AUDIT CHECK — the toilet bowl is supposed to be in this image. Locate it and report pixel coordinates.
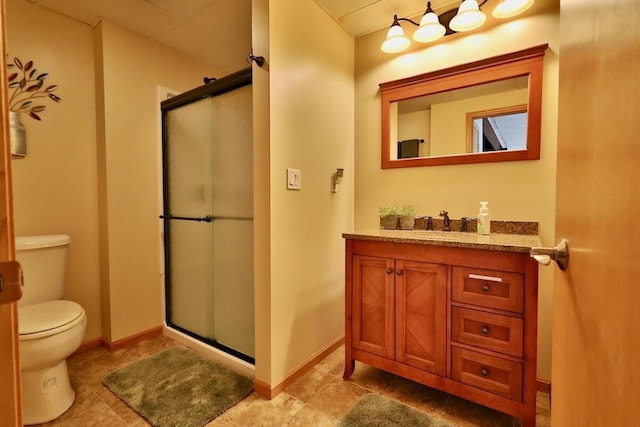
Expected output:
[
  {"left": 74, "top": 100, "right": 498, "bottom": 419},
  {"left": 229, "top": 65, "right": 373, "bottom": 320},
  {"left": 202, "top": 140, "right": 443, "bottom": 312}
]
[{"left": 16, "top": 234, "right": 87, "bottom": 425}]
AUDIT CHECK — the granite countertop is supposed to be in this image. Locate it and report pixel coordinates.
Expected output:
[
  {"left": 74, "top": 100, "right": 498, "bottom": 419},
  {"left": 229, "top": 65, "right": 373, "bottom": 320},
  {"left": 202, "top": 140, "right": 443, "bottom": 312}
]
[{"left": 342, "top": 229, "right": 541, "bottom": 253}]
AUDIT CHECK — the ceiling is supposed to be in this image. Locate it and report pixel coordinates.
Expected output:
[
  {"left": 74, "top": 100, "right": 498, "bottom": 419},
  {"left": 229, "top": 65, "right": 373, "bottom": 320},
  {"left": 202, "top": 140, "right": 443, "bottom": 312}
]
[
  {"left": 20, "top": 0, "right": 555, "bottom": 73},
  {"left": 22, "top": 0, "right": 253, "bottom": 73}
]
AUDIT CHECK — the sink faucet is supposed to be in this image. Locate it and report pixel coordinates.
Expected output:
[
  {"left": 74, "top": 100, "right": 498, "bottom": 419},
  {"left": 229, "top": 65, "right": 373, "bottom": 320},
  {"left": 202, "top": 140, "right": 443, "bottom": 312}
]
[
  {"left": 439, "top": 210, "right": 451, "bottom": 231},
  {"left": 460, "top": 217, "right": 477, "bottom": 232}
]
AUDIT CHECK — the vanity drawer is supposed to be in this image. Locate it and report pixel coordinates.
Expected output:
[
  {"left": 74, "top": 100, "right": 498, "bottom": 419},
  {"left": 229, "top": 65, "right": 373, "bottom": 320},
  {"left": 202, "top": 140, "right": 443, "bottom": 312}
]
[
  {"left": 452, "top": 267, "right": 524, "bottom": 313},
  {"left": 451, "top": 307, "right": 523, "bottom": 357},
  {"left": 451, "top": 347, "right": 523, "bottom": 401}
]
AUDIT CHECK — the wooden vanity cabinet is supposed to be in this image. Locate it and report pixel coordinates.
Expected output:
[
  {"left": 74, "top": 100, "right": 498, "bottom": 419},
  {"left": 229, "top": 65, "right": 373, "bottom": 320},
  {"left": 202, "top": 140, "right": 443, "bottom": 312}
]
[
  {"left": 352, "top": 255, "right": 447, "bottom": 376},
  {"left": 344, "top": 238, "right": 539, "bottom": 427}
]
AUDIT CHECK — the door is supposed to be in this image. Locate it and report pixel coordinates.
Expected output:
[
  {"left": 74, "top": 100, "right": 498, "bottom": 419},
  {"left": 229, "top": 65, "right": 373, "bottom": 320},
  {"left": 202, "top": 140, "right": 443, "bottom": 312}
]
[
  {"left": 0, "top": 0, "right": 21, "bottom": 422},
  {"left": 395, "top": 260, "right": 447, "bottom": 375},
  {"left": 352, "top": 255, "right": 394, "bottom": 359},
  {"left": 161, "top": 69, "right": 255, "bottom": 363},
  {"left": 552, "top": 0, "right": 640, "bottom": 424}
]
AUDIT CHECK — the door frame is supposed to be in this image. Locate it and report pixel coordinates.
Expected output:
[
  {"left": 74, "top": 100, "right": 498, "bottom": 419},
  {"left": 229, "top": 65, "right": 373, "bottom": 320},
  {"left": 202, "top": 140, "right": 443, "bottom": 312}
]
[{"left": 0, "top": 0, "right": 22, "bottom": 424}]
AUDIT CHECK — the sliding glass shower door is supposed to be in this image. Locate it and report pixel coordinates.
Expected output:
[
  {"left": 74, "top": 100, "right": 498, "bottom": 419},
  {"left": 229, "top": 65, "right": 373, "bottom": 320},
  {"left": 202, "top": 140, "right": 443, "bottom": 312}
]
[{"left": 161, "top": 69, "right": 254, "bottom": 363}]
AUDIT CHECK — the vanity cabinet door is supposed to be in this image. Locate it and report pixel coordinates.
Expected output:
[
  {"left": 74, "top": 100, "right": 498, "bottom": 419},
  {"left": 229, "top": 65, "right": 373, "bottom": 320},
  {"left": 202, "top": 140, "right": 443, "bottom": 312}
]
[
  {"left": 352, "top": 255, "right": 395, "bottom": 359},
  {"left": 395, "top": 260, "right": 447, "bottom": 376}
]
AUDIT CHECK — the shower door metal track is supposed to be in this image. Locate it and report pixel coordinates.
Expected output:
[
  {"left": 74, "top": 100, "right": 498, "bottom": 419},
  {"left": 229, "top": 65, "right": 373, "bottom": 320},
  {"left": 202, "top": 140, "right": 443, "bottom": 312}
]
[{"left": 161, "top": 67, "right": 254, "bottom": 365}]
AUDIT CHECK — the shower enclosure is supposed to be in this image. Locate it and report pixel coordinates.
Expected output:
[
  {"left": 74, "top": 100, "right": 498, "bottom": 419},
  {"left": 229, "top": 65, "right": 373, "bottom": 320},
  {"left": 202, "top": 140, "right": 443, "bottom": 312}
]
[{"left": 160, "top": 68, "right": 254, "bottom": 364}]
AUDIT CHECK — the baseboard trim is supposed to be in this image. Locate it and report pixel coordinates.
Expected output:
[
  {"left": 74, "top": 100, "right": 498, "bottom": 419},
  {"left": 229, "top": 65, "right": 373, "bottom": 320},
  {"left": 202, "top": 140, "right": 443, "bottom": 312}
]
[
  {"left": 537, "top": 378, "right": 551, "bottom": 394},
  {"left": 102, "top": 326, "right": 164, "bottom": 352},
  {"left": 73, "top": 337, "right": 103, "bottom": 355},
  {"left": 253, "top": 335, "right": 344, "bottom": 399}
]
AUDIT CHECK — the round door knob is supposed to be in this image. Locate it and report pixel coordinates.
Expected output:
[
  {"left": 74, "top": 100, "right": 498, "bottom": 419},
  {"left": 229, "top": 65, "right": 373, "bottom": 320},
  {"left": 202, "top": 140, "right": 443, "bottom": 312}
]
[
  {"left": 481, "top": 326, "right": 490, "bottom": 335},
  {"left": 396, "top": 270, "right": 404, "bottom": 276},
  {"left": 386, "top": 268, "right": 393, "bottom": 275},
  {"left": 481, "top": 368, "right": 489, "bottom": 377},
  {"left": 481, "top": 284, "right": 490, "bottom": 292}
]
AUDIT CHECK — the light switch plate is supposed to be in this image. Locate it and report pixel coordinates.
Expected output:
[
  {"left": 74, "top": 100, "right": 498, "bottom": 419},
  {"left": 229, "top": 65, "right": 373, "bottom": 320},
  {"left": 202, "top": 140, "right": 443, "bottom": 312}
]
[{"left": 287, "top": 168, "right": 301, "bottom": 190}]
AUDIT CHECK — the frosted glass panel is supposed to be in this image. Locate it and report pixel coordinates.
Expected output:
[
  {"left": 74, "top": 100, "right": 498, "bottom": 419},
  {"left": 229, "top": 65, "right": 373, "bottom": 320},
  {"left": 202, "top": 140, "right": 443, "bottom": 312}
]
[
  {"left": 166, "top": 98, "right": 213, "bottom": 219},
  {"left": 213, "top": 219, "right": 254, "bottom": 356},
  {"left": 166, "top": 98, "right": 214, "bottom": 339},
  {"left": 211, "top": 85, "right": 253, "bottom": 218},
  {"left": 163, "top": 78, "right": 254, "bottom": 360},
  {"left": 168, "top": 220, "right": 214, "bottom": 338}
]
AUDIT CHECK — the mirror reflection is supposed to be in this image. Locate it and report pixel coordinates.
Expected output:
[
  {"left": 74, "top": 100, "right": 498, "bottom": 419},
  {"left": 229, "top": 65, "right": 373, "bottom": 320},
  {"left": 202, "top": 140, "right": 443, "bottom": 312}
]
[
  {"left": 391, "top": 76, "right": 529, "bottom": 160},
  {"left": 380, "top": 44, "right": 547, "bottom": 168}
]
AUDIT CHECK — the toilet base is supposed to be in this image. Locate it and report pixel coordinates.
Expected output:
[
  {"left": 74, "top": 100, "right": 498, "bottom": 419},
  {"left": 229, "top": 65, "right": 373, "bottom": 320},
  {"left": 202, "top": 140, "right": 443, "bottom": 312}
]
[{"left": 22, "top": 359, "right": 75, "bottom": 425}]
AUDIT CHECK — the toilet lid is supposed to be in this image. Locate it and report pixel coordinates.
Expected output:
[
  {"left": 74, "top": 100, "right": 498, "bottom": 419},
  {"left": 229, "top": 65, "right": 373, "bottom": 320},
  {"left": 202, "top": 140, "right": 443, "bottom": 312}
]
[{"left": 19, "top": 300, "right": 84, "bottom": 337}]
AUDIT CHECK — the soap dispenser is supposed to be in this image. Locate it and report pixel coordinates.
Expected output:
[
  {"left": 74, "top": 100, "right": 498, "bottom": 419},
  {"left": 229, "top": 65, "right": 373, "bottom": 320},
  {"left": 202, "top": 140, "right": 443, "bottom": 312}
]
[{"left": 477, "top": 201, "right": 490, "bottom": 235}]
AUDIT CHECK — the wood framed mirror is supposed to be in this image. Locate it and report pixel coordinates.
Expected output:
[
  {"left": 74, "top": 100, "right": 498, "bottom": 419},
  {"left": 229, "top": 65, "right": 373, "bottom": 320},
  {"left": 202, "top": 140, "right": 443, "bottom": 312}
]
[{"left": 380, "top": 44, "right": 548, "bottom": 169}]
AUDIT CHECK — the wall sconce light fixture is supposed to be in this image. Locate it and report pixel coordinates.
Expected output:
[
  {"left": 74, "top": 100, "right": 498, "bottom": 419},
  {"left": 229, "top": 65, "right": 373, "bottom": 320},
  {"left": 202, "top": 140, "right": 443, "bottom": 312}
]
[
  {"left": 331, "top": 168, "right": 344, "bottom": 193},
  {"left": 381, "top": 0, "right": 534, "bottom": 53}
]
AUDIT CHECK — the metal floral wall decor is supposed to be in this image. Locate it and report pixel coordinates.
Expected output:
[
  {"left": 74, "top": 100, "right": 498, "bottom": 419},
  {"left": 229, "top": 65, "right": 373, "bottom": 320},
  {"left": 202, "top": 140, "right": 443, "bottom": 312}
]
[{"left": 7, "top": 56, "right": 62, "bottom": 156}]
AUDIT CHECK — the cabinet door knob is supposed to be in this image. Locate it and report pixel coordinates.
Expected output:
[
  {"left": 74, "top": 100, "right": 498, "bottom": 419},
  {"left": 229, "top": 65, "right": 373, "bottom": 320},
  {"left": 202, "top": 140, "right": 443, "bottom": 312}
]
[
  {"left": 386, "top": 268, "right": 393, "bottom": 275},
  {"left": 481, "top": 284, "right": 490, "bottom": 292},
  {"left": 481, "top": 368, "right": 490, "bottom": 377},
  {"left": 396, "top": 270, "right": 404, "bottom": 276},
  {"left": 481, "top": 326, "right": 490, "bottom": 335}
]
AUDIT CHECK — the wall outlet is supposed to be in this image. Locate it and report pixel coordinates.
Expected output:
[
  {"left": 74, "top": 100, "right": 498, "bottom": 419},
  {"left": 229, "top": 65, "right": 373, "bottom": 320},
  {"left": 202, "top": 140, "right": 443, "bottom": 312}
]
[{"left": 287, "top": 168, "right": 301, "bottom": 190}]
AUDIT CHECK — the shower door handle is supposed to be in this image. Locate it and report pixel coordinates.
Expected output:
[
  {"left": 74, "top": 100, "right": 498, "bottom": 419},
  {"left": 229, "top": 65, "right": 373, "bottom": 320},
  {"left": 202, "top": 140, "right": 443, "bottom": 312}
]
[{"left": 159, "top": 214, "right": 213, "bottom": 222}]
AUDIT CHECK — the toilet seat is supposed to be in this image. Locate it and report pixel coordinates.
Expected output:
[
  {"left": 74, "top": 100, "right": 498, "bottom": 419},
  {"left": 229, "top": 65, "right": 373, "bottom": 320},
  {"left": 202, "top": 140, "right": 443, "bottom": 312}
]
[{"left": 19, "top": 300, "right": 85, "bottom": 341}]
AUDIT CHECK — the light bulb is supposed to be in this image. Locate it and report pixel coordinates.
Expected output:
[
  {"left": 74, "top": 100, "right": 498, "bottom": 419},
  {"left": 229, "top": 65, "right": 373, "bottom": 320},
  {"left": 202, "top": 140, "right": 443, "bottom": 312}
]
[
  {"left": 381, "top": 24, "right": 411, "bottom": 53},
  {"left": 449, "top": 0, "right": 486, "bottom": 32},
  {"left": 492, "top": 0, "right": 534, "bottom": 18},
  {"left": 413, "top": 10, "right": 446, "bottom": 43}
]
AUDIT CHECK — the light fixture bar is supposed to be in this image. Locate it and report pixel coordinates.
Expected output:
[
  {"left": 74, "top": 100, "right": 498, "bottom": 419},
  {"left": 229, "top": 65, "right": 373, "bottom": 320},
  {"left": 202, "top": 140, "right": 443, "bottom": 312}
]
[{"left": 380, "top": 0, "right": 534, "bottom": 53}]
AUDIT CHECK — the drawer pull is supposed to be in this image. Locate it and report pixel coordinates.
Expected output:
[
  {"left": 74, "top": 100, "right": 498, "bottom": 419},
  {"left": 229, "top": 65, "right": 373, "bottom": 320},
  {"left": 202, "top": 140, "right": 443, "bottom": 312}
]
[
  {"left": 481, "top": 326, "right": 490, "bottom": 335},
  {"left": 481, "top": 284, "right": 491, "bottom": 292},
  {"left": 396, "top": 269, "right": 404, "bottom": 276},
  {"left": 470, "top": 273, "right": 502, "bottom": 282},
  {"left": 481, "top": 368, "right": 490, "bottom": 377},
  {"left": 386, "top": 268, "right": 393, "bottom": 275}
]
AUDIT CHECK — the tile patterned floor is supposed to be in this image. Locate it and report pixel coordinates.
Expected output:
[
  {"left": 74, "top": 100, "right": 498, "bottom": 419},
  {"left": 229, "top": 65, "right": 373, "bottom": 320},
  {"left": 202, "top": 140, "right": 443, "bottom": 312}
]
[{"left": 32, "top": 335, "right": 551, "bottom": 426}]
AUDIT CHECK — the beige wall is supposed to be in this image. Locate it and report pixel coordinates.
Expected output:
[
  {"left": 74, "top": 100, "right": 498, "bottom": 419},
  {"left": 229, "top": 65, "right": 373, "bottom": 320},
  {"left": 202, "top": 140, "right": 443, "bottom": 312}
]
[
  {"left": 94, "top": 21, "right": 217, "bottom": 342},
  {"left": 354, "top": 13, "right": 559, "bottom": 380},
  {"left": 7, "top": 0, "right": 219, "bottom": 343},
  {"left": 254, "top": 0, "right": 354, "bottom": 385},
  {"left": 251, "top": 0, "right": 272, "bottom": 383}
]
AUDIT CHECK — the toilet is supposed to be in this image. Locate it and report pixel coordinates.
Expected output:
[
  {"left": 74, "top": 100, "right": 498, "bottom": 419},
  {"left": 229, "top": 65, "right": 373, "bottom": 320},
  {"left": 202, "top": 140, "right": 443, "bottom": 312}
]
[{"left": 16, "top": 234, "right": 87, "bottom": 425}]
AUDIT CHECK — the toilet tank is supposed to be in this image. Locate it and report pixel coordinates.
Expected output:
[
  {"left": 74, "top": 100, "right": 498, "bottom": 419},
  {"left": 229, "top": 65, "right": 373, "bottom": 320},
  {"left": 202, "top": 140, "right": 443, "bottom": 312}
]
[{"left": 15, "top": 234, "right": 71, "bottom": 307}]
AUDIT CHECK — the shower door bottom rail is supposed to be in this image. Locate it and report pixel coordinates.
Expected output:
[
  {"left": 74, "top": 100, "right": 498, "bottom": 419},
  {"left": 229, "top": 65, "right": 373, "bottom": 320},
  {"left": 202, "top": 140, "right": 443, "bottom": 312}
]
[{"left": 168, "top": 323, "right": 255, "bottom": 364}]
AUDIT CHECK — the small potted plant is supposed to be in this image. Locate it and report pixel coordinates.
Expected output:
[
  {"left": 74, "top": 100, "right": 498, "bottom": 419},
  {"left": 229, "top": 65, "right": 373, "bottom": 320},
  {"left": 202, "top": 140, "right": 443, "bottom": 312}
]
[
  {"left": 379, "top": 204, "right": 400, "bottom": 230},
  {"left": 398, "top": 204, "right": 417, "bottom": 230}
]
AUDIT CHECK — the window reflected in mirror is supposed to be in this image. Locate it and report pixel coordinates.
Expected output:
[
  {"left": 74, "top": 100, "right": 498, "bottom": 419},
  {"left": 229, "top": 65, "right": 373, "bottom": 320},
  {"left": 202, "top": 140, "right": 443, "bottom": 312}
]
[{"left": 467, "top": 104, "right": 528, "bottom": 153}]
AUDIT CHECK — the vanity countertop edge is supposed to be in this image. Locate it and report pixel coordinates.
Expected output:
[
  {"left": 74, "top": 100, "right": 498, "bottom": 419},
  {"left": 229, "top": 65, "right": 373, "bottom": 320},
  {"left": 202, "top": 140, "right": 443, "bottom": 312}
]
[{"left": 342, "top": 229, "right": 541, "bottom": 254}]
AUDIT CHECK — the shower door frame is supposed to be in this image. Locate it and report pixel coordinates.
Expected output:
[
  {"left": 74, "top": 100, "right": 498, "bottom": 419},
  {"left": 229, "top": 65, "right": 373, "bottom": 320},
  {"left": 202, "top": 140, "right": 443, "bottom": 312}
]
[{"left": 160, "top": 67, "right": 254, "bottom": 364}]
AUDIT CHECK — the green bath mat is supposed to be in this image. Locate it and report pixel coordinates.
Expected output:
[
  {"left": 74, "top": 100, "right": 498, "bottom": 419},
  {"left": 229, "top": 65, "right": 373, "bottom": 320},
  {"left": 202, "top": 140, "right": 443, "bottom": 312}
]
[
  {"left": 337, "top": 393, "right": 451, "bottom": 426},
  {"left": 103, "top": 347, "right": 252, "bottom": 427}
]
